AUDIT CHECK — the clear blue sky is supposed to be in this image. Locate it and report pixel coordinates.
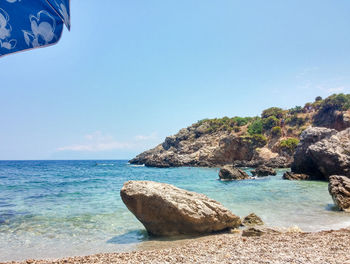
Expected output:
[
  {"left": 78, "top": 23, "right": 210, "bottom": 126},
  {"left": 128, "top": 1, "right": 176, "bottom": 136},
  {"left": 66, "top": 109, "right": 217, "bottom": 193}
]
[{"left": 1, "top": 0, "right": 350, "bottom": 160}]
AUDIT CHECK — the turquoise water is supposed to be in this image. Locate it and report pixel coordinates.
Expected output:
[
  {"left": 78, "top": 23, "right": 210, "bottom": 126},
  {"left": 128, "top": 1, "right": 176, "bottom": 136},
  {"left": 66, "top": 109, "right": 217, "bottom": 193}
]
[{"left": 0, "top": 160, "right": 349, "bottom": 261}]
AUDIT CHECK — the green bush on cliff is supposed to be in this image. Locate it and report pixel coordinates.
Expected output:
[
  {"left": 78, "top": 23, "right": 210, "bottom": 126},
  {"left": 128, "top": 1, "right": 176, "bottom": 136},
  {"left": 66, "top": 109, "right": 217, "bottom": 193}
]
[
  {"left": 247, "top": 118, "right": 263, "bottom": 135},
  {"left": 285, "top": 115, "right": 306, "bottom": 127},
  {"left": 279, "top": 138, "right": 299, "bottom": 153},
  {"left": 319, "top": 93, "right": 350, "bottom": 112},
  {"left": 261, "top": 107, "right": 285, "bottom": 119},
  {"left": 232, "top": 116, "right": 252, "bottom": 126},
  {"left": 262, "top": 116, "right": 280, "bottom": 130},
  {"left": 289, "top": 106, "right": 303, "bottom": 115},
  {"left": 196, "top": 116, "right": 253, "bottom": 134},
  {"left": 242, "top": 134, "right": 267, "bottom": 147},
  {"left": 271, "top": 126, "right": 282, "bottom": 137},
  {"left": 252, "top": 134, "right": 268, "bottom": 146},
  {"left": 315, "top": 96, "right": 322, "bottom": 102}
]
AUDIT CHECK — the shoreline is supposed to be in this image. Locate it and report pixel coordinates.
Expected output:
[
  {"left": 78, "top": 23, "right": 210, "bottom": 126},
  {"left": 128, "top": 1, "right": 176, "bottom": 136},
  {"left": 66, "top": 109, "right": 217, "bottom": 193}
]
[{"left": 2, "top": 228, "right": 350, "bottom": 264}]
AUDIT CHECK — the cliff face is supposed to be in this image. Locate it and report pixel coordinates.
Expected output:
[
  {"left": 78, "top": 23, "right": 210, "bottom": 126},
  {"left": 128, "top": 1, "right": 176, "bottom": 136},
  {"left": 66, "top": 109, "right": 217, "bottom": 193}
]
[
  {"left": 130, "top": 94, "right": 350, "bottom": 168},
  {"left": 313, "top": 109, "right": 350, "bottom": 131},
  {"left": 130, "top": 124, "right": 290, "bottom": 168}
]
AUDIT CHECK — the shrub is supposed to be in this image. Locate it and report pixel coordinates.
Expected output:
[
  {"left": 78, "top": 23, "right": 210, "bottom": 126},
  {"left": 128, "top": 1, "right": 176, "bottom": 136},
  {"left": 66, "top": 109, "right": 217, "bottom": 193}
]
[
  {"left": 279, "top": 138, "right": 299, "bottom": 153},
  {"left": 252, "top": 134, "right": 268, "bottom": 146},
  {"left": 263, "top": 116, "right": 280, "bottom": 130},
  {"left": 247, "top": 118, "right": 263, "bottom": 135},
  {"left": 232, "top": 116, "right": 252, "bottom": 126},
  {"left": 194, "top": 116, "right": 253, "bottom": 134},
  {"left": 289, "top": 106, "right": 303, "bottom": 115},
  {"left": 303, "top": 102, "right": 313, "bottom": 112},
  {"left": 261, "top": 107, "right": 284, "bottom": 119},
  {"left": 271, "top": 126, "right": 282, "bottom": 137},
  {"left": 285, "top": 115, "right": 306, "bottom": 127},
  {"left": 312, "top": 100, "right": 322, "bottom": 110},
  {"left": 242, "top": 134, "right": 267, "bottom": 147},
  {"left": 315, "top": 96, "right": 322, "bottom": 101},
  {"left": 319, "top": 93, "right": 350, "bottom": 112}
]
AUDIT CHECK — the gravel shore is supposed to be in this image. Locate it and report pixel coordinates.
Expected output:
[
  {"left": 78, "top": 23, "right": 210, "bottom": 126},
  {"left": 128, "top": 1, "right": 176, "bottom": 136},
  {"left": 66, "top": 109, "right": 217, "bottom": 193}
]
[{"left": 2, "top": 228, "right": 350, "bottom": 264}]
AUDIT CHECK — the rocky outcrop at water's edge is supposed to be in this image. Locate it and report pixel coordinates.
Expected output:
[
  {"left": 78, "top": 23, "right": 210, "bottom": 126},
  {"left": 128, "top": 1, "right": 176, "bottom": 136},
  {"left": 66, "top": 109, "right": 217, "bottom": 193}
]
[
  {"left": 291, "top": 127, "right": 350, "bottom": 181},
  {"left": 218, "top": 165, "right": 250, "bottom": 181},
  {"left": 329, "top": 175, "right": 350, "bottom": 212}
]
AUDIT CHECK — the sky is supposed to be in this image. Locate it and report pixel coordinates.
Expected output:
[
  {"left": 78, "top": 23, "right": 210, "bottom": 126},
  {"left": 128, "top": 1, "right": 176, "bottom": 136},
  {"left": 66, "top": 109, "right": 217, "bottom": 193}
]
[{"left": 1, "top": 0, "right": 350, "bottom": 160}]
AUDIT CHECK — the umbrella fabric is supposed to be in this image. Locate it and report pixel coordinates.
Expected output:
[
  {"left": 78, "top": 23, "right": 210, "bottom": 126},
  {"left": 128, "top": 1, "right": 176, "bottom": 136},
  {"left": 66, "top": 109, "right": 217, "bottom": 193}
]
[{"left": 0, "top": 0, "right": 70, "bottom": 57}]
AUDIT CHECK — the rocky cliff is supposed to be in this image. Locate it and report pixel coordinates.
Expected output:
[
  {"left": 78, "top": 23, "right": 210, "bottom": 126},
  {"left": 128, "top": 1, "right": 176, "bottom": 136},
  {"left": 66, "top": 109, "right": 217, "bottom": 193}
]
[
  {"left": 129, "top": 127, "right": 287, "bottom": 168},
  {"left": 130, "top": 94, "right": 350, "bottom": 168}
]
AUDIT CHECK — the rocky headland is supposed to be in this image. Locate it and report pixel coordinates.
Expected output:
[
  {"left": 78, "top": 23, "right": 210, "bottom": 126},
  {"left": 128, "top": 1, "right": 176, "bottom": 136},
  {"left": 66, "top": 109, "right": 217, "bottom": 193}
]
[{"left": 130, "top": 94, "right": 350, "bottom": 171}]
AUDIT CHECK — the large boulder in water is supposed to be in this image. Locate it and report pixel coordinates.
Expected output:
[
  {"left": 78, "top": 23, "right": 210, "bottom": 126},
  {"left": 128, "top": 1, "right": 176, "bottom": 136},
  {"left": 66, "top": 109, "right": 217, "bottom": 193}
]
[
  {"left": 291, "top": 127, "right": 338, "bottom": 180},
  {"left": 120, "top": 181, "right": 241, "bottom": 236},
  {"left": 329, "top": 175, "right": 350, "bottom": 212},
  {"left": 219, "top": 165, "right": 250, "bottom": 180},
  {"left": 251, "top": 165, "right": 277, "bottom": 177},
  {"left": 307, "top": 128, "right": 350, "bottom": 180}
]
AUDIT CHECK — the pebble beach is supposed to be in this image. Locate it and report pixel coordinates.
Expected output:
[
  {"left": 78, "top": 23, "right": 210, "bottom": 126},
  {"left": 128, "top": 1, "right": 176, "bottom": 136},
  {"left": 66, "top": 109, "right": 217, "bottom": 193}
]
[{"left": 3, "top": 228, "right": 350, "bottom": 264}]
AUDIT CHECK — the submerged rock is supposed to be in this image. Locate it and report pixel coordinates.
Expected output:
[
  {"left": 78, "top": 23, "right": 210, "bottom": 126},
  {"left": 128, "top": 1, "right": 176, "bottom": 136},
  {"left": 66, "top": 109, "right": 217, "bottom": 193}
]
[
  {"left": 242, "top": 213, "right": 264, "bottom": 226},
  {"left": 219, "top": 165, "right": 250, "bottom": 181},
  {"left": 282, "top": 171, "right": 310, "bottom": 181},
  {"left": 120, "top": 181, "right": 241, "bottom": 236},
  {"left": 329, "top": 175, "right": 350, "bottom": 212},
  {"left": 251, "top": 166, "right": 277, "bottom": 177}
]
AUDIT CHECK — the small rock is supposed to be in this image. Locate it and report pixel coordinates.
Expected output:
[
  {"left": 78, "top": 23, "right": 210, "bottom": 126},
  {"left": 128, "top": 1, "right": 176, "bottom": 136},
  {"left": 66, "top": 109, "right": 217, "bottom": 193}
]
[
  {"left": 219, "top": 165, "right": 250, "bottom": 181},
  {"left": 329, "top": 175, "right": 350, "bottom": 212},
  {"left": 286, "top": 225, "right": 303, "bottom": 233},
  {"left": 251, "top": 165, "right": 277, "bottom": 177},
  {"left": 282, "top": 171, "right": 310, "bottom": 180},
  {"left": 242, "top": 213, "right": 264, "bottom": 226},
  {"left": 242, "top": 227, "right": 264, "bottom": 237},
  {"left": 230, "top": 228, "right": 241, "bottom": 234}
]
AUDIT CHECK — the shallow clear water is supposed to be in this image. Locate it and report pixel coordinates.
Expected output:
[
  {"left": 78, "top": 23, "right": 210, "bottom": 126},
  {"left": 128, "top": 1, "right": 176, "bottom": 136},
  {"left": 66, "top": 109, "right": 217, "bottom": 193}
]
[{"left": 0, "top": 160, "right": 349, "bottom": 261}]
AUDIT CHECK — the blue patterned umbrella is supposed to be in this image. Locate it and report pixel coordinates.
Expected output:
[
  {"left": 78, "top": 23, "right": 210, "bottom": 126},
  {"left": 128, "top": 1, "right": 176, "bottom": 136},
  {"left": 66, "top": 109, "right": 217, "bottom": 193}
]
[{"left": 0, "top": 0, "right": 70, "bottom": 57}]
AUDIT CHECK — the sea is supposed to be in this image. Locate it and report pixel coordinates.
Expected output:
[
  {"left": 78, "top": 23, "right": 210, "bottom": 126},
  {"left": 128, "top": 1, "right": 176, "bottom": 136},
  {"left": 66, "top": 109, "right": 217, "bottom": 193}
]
[{"left": 0, "top": 160, "right": 349, "bottom": 261}]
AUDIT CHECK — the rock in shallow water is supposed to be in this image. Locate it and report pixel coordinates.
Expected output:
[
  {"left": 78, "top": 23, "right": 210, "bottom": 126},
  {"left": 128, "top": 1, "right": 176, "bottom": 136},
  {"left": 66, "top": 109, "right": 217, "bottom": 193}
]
[
  {"left": 291, "top": 127, "right": 350, "bottom": 181},
  {"left": 242, "top": 213, "right": 264, "bottom": 226},
  {"left": 329, "top": 175, "right": 350, "bottom": 212},
  {"left": 251, "top": 166, "right": 276, "bottom": 177},
  {"left": 120, "top": 181, "right": 241, "bottom": 236},
  {"left": 307, "top": 128, "right": 350, "bottom": 180},
  {"left": 219, "top": 165, "right": 250, "bottom": 181},
  {"left": 282, "top": 171, "right": 310, "bottom": 181}
]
